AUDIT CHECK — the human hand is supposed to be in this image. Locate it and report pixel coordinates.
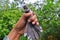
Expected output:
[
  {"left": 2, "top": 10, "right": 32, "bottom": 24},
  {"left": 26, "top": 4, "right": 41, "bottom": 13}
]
[
  {"left": 8, "top": 11, "right": 39, "bottom": 40},
  {"left": 14, "top": 11, "right": 39, "bottom": 35}
]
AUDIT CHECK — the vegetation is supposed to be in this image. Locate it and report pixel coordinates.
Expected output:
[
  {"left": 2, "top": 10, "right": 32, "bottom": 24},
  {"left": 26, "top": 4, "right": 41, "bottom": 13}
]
[{"left": 0, "top": 0, "right": 60, "bottom": 40}]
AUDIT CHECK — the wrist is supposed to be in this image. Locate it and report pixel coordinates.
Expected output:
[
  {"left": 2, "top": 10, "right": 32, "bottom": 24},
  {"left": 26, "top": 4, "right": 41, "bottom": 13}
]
[
  {"left": 8, "top": 28, "right": 21, "bottom": 40},
  {"left": 14, "top": 17, "right": 26, "bottom": 32}
]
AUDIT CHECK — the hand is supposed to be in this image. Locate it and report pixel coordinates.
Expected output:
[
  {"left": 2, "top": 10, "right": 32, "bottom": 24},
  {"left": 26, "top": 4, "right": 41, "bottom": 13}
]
[
  {"left": 8, "top": 11, "right": 39, "bottom": 40},
  {"left": 14, "top": 11, "right": 39, "bottom": 35}
]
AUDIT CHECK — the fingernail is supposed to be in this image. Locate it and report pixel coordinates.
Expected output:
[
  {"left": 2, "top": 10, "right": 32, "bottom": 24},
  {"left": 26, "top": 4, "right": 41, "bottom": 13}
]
[
  {"left": 32, "top": 22, "right": 35, "bottom": 25},
  {"left": 37, "top": 22, "right": 39, "bottom": 25},
  {"left": 28, "top": 20, "right": 30, "bottom": 22}
]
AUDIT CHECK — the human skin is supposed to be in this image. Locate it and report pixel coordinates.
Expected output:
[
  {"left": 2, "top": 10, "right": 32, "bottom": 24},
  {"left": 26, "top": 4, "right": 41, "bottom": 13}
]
[{"left": 8, "top": 11, "right": 39, "bottom": 40}]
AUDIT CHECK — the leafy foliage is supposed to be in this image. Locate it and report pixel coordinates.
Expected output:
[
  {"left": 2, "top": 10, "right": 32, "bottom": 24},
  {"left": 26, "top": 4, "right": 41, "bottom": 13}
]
[
  {"left": 0, "top": 8, "right": 23, "bottom": 40},
  {"left": 0, "top": 0, "right": 60, "bottom": 40}
]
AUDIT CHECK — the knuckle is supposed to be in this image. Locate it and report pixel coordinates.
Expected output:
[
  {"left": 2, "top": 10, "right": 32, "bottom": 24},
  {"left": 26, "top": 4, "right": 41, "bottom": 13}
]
[
  {"left": 34, "top": 15, "right": 37, "bottom": 18},
  {"left": 35, "top": 19, "right": 38, "bottom": 22}
]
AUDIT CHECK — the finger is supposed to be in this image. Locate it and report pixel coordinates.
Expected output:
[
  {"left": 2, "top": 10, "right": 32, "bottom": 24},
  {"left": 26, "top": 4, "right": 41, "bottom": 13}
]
[
  {"left": 36, "top": 22, "right": 39, "bottom": 25},
  {"left": 35, "top": 19, "right": 39, "bottom": 25},
  {"left": 23, "top": 13, "right": 32, "bottom": 17},
  {"left": 32, "top": 21, "right": 35, "bottom": 25},
  {"left": 34, "top": 18, "right": 39, "bottom": 25},
  {"left": 32, "top": 19, "right": 38, "bottom": 25},
  {"left": 24, "top": 11, "right": 33, "bottom": 17},
  {"left": 28, "top": 15, "right": 37, "bottom": 22},
  {"left": 33, "top": 19, "right": 39, "bottom": 25}
]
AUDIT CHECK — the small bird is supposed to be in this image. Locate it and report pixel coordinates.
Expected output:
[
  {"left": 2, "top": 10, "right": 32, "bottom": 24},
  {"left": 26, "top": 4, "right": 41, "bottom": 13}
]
[{"left": 23, "top": 5, "right": 42, "bottom": 40}]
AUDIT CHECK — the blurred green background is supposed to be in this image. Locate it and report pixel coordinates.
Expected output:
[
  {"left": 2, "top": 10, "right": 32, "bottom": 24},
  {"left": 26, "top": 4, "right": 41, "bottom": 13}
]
[{"left": 0, "top": 0, "right": 60, "bottom": 40}]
